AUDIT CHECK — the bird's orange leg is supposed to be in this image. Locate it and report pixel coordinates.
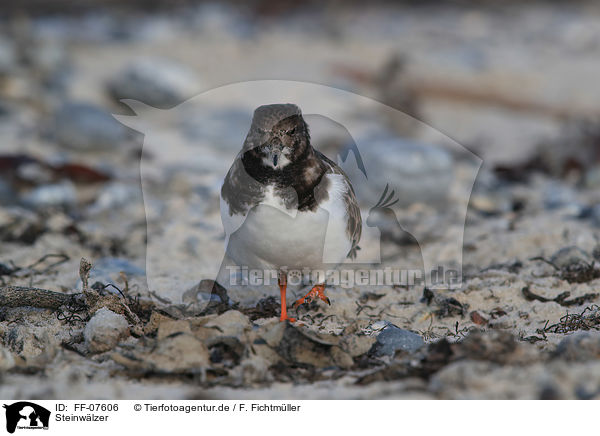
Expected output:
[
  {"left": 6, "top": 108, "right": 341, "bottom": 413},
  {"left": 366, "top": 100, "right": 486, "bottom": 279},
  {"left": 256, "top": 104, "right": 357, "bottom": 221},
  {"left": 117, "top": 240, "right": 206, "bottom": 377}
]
[
  {"left": 293, "top": 283, "right": 330, "bottom": 308},
  {"left": 278, "top": 273, "right": 296, "bottom": 322}
]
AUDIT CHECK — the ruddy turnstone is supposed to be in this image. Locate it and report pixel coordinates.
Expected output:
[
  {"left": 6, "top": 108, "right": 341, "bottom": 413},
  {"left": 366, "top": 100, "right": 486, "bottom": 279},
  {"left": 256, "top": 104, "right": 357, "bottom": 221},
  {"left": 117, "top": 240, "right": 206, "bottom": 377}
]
[{"left": 220, "top": 104, "right": 362, "bottom": 322}]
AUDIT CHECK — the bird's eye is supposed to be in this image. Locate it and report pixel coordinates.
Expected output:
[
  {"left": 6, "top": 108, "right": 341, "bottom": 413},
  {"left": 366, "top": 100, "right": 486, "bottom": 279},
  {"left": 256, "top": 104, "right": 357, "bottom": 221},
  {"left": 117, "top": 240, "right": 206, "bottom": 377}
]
[{"left": 287, "top": 128, "right": 296, "bottom": 136}]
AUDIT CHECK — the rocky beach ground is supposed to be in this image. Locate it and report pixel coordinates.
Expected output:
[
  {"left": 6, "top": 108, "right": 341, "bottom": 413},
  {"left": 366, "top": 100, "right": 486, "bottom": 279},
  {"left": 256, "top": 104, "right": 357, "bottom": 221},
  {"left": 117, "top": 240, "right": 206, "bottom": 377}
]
[{"left": 1, "top": 2, "right": 600, "bottom": 399}]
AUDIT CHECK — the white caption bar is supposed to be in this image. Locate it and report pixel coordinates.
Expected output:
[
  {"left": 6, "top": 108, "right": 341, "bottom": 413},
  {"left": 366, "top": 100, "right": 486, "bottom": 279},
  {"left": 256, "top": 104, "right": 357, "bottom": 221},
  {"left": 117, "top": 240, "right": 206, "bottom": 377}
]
[{"left": 0, "top": 400, "right": 592, "bottom": 436}]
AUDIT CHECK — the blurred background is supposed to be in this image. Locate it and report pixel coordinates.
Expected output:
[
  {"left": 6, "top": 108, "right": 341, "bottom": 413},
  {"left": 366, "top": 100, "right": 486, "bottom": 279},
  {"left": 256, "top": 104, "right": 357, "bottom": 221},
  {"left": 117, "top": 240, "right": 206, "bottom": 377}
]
[
  {"left": 1, "top": 0, "right": 599, "bottom": 281},
  {"left": 1, "top": 1, "right": 600, "bottom": 399}
]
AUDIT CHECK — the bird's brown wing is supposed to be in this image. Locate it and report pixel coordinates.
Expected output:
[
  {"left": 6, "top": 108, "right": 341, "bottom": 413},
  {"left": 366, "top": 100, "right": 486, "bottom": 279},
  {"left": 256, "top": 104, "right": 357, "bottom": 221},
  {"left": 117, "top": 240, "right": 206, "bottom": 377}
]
[
  {"left": 315, "top": 150, "right": 362, "bottom": 259},
  {"left": 221, "top": 152, "right": 266, "bottom": 217}
]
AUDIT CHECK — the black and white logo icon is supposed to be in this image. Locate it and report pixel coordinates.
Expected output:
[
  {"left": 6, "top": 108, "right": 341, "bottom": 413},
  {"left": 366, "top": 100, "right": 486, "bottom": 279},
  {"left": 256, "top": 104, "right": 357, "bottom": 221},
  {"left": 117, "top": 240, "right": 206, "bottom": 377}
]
[{"left": 3, "top": 402, "right": 50, "bottom": 434}]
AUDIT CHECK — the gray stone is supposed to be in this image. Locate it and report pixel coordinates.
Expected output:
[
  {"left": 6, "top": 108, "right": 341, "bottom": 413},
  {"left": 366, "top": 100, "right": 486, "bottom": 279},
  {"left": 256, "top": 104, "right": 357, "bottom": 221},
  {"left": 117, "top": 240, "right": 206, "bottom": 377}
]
[
  {"left": 342, "top": 135, "right": 453, "bottom": 208},
  {"left": 0, "top": 179, "right": 15, "bottom": 205},
  {"left": 275, "top": 323, "right": 348, "bottom": 368},
  {"left": 543, "top": 182, "right": 579, "bottom": 211},
  {"left": 550, "top": 246, "right": 593, "bottom": 270},
  {"left": 84, "top": 308, "right": 130, "bottom": 353},
  {"left": 583, "top": 204, "right": 600, "bottom": 228},
  {"left": 576, "top": 204, "right": 600, "bottom": 226},
  {"left": 554, "top": 331, "right": 600, "bottom": 362},
  {"left": 370, "top": 322, "right": 424, "bottom": 357},
  {"left": 108, "top": 58, "right": 201, "bottom": 107},
  {"left": 54, "top": 102, "right": 130, "bottom": 151}
]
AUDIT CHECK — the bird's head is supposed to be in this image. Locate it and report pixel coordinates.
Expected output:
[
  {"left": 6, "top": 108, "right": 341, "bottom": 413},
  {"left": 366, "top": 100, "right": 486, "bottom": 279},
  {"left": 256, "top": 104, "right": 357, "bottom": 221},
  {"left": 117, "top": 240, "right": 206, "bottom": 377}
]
[{"left": 243, "top": 103, "right": 310, "bottom": 169}]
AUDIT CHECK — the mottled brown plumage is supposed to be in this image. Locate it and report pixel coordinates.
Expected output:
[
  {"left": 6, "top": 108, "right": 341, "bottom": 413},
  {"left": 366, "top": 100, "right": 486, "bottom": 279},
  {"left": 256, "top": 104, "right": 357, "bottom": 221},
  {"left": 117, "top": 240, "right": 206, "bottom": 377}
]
[{"left": 221, "top": 103, "right": 361, "bottom": 257}]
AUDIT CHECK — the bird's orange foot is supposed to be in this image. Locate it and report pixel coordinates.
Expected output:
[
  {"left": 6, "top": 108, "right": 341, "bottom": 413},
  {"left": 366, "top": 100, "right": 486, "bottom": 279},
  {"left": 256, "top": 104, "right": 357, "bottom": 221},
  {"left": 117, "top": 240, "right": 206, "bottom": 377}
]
[
  {"left": 278, "top": 273, "right": 296, "bottom": 322},
  {"left": 293, "top": 284, "right": 330, "bottom": 308},
  {"left": 279, "top": 314, "right": 296, "bottom": 323}
]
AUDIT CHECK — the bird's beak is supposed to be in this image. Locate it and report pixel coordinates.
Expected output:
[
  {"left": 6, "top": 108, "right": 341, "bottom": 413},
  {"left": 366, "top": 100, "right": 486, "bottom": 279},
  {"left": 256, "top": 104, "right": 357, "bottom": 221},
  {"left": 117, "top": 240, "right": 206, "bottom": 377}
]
[{"left": 269, "top": 137, "right": 282, "bottom": 167}]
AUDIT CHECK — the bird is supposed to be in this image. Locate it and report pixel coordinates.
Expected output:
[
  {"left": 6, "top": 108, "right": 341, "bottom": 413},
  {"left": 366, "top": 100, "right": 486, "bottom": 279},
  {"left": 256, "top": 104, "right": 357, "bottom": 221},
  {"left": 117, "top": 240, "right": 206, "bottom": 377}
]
[{"left": 220, "top": 103, "right": 362, "bottom": 322}]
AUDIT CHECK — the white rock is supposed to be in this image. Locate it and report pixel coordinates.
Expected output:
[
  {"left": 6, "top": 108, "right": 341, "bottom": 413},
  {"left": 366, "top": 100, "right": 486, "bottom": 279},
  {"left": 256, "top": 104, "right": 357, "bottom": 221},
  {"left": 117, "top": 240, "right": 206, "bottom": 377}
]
[
  {"left": 84, "top": 308, "right": 130, "bottom": 354},
  {"left": 205, "top": 310, "right": 251, "bottom": 337},
  {"left": 0, "top": 346, "right": 17, "bottom": 371},
  {"left": 21, "top": 181, "right": 77, "bottom": 209},
  {"left": 150, "top": 334, "right": 210, "bottom": 372}
]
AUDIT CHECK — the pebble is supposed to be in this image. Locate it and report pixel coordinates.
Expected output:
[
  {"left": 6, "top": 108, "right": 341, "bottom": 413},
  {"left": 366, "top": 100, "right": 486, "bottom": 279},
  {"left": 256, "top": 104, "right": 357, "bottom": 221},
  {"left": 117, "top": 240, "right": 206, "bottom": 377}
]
[
  {"left": 84, "top": 308, "right": 130, "bottom": 353},
  {"left": 21, "top": 181, "right": 77, "bottom": 210},
  {"left": 370, "top": 322, "right": 424, "bottom": 357},
  {"left": 0, "top": 346, "right": 18, "bottom": 371},
  {"left": 205, "top": 310, "right": 251, "bottom": 337},
  {"left": 550, "top": 246, "right": 593, "bottom": 269},
  {"left": 579, "top": 204, "right": 600, "bottom": 228},
  {"left": 87, "top": 183, "right": 140, "bottom": 215},
  {"left": 342, "top": 135, "right": 453, "bottom": 208},
  {"left": 0, "top": 179, "right": 15, "bottom": 205},
  {"left": 54, "top": 102, "right": 130, "bottom": 151},
  {"left": 157, "top": 320, "right": 192, "bottom": 341},
  {"left": 274, "top": 323, "right": 352, "bottom": 368},
  {"left": 16, "top": 162, "right": 55, "bottom": 185},
  {"left": 554, "top": 331, "right": 600, "bottom": 362},
  {"left": 543, "top": 182, "right": 580, "bottom": 211},
  {"left": 107, "top": 58, "right": 201, "bottom": 107},
  {"left": 147, "top": 334, "right": 210, "bottom": 372}
]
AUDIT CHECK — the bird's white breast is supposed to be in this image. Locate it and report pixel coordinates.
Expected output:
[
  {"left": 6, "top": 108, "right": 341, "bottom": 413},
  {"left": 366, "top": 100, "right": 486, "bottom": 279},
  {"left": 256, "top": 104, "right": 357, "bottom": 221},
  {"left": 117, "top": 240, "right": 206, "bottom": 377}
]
[{"left": 223, "top": 174, "right": 352, "bottom": 272}]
